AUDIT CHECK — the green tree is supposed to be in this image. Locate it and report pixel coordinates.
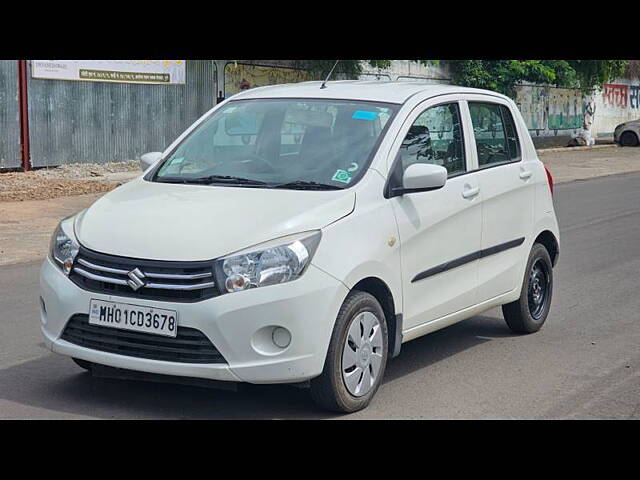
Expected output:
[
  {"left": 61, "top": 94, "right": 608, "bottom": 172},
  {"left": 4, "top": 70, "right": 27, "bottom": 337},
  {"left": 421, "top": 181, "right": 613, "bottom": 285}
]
[
  {"left": 567, "top": 60, "right": 629, "bottom": 91},
  {"left": 447, "top": 60, "right": 628, "bottom": 97},
  {"left": 625, "top": 60, "right": 640, "bottom": 80},
  {"left": 298, "top": 60, "right": 629, "bottom": 100}
]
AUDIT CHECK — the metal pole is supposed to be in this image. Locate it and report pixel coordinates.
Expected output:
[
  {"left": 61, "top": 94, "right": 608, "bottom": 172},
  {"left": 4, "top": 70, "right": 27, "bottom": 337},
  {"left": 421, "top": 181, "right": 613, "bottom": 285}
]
[{"left": 18, "top": 60, "right": 30, "bottom": 171}]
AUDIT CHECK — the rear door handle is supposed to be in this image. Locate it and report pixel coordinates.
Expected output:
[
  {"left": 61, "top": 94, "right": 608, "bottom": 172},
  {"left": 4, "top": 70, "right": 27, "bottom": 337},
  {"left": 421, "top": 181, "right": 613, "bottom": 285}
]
[
  {"left": 519, "top": 169, "right": 532, "bottom": 180},
  {"left": 462, "top": 184, "right": 480, "bottom": 199}
]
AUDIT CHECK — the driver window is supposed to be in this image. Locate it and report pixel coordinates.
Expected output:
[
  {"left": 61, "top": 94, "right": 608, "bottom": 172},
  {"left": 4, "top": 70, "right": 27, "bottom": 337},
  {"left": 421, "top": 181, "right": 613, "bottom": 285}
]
[{"left": 399, "top": 102, "right": 466, "bottom": 177}]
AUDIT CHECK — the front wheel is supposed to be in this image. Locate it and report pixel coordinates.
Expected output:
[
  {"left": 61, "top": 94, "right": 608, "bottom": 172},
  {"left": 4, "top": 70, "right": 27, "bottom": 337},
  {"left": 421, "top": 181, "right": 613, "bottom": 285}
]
[
  {"left": 310, "top": 291, "right": 388, "bottom": 413},
  {"left": 502, "top": 243, "right": 554, "bottom": 334}
]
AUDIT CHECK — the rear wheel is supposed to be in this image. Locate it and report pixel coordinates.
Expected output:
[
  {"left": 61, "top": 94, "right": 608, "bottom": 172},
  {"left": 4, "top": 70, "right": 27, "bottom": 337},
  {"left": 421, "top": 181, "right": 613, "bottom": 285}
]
[
  {"left": 72, "top": 358, "right": 93, "bottom": 371},
  {"left": 620, "top": 131, "right": 639, "bottom": 147},
  {"left": 502, "top": 243, "right": 553, "bottom": 334},
  {"left": 310, "top": 291, "right": 388, "bottom": 413}
]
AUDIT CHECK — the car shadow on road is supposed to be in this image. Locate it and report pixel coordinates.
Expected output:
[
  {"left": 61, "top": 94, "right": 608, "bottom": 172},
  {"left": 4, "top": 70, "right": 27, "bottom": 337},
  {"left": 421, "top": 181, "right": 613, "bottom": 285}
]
[
  {"left": 383, "top": 313, "right": 514, "bottom": 384},
  {"left": 0, "top": 312, "right": 516, "bottom": 419}
]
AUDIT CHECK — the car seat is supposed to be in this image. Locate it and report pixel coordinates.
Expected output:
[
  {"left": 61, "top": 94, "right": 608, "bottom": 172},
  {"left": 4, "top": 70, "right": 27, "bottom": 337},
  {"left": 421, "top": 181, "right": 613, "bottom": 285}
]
[{"left": 297, "top": 126, "right": 334, "bottom": 171}]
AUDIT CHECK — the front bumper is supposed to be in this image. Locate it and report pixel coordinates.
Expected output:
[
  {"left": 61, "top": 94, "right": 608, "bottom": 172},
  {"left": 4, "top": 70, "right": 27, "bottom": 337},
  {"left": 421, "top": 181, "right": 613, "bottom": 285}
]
[{"left": 40, "top": 256, "right": 349, "bottom": 384}]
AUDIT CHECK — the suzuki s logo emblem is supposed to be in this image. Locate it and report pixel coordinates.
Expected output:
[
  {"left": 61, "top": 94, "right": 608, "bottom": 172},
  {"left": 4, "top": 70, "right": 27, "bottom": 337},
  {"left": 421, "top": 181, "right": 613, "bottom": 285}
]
[{"left": 127, "top": 268, "right": 146, "bottom": 291}]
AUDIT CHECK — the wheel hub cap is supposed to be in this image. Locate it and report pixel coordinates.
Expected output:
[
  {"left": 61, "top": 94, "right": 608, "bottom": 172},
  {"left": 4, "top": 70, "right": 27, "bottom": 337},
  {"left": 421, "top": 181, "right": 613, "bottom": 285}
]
[
  {"left": 341, "top": 311, "right": 383, "bottom": 397},
  {"left": 359, "top": 344, "right": 372, "bottom": 366}
]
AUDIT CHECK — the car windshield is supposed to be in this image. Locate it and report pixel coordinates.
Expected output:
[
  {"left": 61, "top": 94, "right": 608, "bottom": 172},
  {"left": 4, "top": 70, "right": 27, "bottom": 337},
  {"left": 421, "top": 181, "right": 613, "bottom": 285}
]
[{"left": 152, "top": 98, "right": 398, "bottom": 189}]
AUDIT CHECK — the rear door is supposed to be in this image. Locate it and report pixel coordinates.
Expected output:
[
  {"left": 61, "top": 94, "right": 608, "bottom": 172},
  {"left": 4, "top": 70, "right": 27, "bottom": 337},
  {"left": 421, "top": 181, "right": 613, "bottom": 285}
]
[{"left": 466, "top": 98, "right": 534, "bottom": 301}]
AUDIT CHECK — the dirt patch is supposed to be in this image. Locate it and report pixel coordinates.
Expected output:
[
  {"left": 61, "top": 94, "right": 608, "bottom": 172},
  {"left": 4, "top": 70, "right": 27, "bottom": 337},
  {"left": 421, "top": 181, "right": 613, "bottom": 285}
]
[
  {"left": 0, "top": 161, "right": 139, "bottom": 202},
  {"left": 0, "top": 175, "right": 117, "bottom": 202},
  {"left": 31, "top": 161, "right": 139, "bottom": 179},
  {"left": 0, "top": 193, "right": 103, "bottom": 266}
]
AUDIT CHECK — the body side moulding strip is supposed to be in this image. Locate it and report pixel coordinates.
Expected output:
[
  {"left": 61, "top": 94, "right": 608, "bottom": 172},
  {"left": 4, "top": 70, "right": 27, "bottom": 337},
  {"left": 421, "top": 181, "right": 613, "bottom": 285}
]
[{"left": 411, "top": 237, "right": 525, "bottom": 283}]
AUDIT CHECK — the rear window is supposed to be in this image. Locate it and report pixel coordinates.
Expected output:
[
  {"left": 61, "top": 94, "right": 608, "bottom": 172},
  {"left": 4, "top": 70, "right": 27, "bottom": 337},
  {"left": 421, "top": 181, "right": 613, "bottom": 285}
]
[{"left": 469, "top": 102, "right": 521, "bottom": 168}]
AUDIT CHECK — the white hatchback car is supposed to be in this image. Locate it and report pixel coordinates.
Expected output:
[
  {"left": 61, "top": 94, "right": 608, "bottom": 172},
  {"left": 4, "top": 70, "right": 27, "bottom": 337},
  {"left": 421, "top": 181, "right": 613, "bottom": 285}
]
[{"left": 41, "top": 81, "right": 560, "bottom": 412}]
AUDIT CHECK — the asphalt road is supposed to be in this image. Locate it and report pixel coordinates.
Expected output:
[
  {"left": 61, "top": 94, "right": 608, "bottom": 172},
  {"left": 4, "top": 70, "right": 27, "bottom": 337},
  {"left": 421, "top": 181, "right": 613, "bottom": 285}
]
[{"left": 1, "top": 172, "right": 640, "bottom": 419}]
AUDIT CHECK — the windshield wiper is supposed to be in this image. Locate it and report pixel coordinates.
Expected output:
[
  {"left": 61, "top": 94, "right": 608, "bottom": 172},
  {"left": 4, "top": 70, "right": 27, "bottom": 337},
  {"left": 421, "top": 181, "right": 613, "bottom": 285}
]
[
  {"left": 199, "top": 175, "right": 270, "bottom": 185},
  {"left": 156, "top": 175, "right": 269, "bottom": 186},
  {"left": 156, "top": 176, "right": 342, "bottom": 190},
  {"left": 271, "top": 180, "right": 343, "bottom": 190}
]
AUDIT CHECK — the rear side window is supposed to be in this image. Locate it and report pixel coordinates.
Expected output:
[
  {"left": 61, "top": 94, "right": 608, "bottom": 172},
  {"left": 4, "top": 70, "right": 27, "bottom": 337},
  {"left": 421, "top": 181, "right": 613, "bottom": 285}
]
[{"left": 469, "top": 102, "right": 521, "bottom": 168}]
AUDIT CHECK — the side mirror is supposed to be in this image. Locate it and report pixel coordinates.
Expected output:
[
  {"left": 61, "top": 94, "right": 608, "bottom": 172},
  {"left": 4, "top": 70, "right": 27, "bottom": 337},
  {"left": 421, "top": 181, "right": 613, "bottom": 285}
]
[
  {"left": 140, "top": 151, "right": 163, "bottom": 171},
  {"left": 390, "top": 163, "right": 447, "bottom": 197}
]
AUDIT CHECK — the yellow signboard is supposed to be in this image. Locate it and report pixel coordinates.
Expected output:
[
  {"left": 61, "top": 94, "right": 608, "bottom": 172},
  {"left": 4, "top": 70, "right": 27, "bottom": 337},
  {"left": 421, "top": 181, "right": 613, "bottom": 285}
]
[{"left": 32, "top": 60, "right": 186, "bottom": 85}]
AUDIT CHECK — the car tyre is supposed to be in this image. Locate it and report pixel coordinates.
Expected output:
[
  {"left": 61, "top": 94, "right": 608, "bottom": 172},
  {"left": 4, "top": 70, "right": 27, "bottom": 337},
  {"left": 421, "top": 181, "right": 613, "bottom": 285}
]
[
  {"left": 72, "top": 357, "right": 93, "bottom": 371},
  {"left": 502, "top": 243, "right": 554, "bottom": 334},
  {"left": 310, "top": 291, "right": 388, "bottom": 413},
  {"left": 620, "top": 131, "right": 639, "bottom": 147}
]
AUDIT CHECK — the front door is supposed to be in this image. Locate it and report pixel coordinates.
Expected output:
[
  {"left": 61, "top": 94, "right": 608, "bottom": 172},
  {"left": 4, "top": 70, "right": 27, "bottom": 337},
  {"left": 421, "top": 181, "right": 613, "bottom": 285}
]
[{"left": 389, "top": 99, "right": 482, "bottom": 330}]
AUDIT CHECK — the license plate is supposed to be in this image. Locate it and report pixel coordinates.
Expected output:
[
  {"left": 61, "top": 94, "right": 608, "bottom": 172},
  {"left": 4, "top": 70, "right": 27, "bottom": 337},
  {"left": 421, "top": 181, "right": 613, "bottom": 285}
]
[{"left": 88, "top": 299, "right": 178, "bottom": 338}]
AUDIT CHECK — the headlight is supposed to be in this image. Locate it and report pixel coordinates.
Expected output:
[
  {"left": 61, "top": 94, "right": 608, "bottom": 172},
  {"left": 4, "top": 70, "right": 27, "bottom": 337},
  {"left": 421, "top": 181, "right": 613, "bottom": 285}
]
[
  {"left": 214, "top": 231, "right": 321, "bottom": 293},
  {"left": 50, "top": 217, "right": 80, "bottom": 275}
]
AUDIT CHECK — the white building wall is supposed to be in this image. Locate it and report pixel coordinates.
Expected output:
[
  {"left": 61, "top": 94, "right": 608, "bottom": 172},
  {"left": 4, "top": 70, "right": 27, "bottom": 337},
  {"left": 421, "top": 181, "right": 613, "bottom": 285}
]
[
  {"left": 514, "top": 85, "right": 584, "bottom": 142},
  {"left": 506, "top": 78, "right": 640, "bottom": 143},
  {"left": 359, "top": 60, "right": 452, "bottom": 83},
  {"left": 592, "top": 78, "right": 640, "bottom": 139}
]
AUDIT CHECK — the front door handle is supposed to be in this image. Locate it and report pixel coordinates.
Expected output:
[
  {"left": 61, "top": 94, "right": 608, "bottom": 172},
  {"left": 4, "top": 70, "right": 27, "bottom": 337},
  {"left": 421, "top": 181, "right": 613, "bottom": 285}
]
[
  {"left": 462, "top": 184, "right": 480, "bottom": 199},
  {"left": 519, "top": 169, "right": 532, "bottom": 180}
]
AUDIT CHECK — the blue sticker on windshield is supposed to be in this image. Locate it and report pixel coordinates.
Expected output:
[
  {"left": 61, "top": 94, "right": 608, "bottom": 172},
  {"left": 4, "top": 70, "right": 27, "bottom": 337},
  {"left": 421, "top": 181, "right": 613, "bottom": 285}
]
[{"left": 352, "top": 110, "right": 378, "bottom": 121}]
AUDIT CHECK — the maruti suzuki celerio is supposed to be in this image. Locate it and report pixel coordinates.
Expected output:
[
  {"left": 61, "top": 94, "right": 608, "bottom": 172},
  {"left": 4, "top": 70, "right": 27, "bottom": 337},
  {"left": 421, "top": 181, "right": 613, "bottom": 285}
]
[{"left": 41, "top": 81, "right": 559, "bottom": 412}]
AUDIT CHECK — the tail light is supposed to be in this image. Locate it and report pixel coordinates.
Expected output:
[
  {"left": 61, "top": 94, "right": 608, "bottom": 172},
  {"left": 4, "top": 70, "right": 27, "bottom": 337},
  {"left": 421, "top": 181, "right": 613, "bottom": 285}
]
[{"left": 544, "top": 166, "right": 554, "bottom": 195}]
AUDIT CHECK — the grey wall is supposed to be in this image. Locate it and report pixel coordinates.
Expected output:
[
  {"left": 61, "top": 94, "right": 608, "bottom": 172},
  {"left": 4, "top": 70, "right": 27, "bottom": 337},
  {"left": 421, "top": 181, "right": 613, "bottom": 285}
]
[
  {"left": 0, "top": 61, "right": 21, "bottom": 169},
  {"left": 26, "top": 60, "right": 217, "bottom": 167}
]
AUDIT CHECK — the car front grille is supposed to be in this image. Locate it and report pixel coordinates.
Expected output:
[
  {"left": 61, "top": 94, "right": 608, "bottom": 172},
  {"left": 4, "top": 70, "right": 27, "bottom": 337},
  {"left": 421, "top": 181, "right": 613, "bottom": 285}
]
[
  {"left": 69, "top": 247, "right": 219, "bottom": 302},
  {"left": 61, "top": 314, "right": 227, "bottom": 364}
]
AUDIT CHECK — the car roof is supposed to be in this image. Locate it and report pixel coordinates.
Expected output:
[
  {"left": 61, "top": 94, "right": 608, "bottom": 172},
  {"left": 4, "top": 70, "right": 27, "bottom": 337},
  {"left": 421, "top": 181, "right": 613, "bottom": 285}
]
[{"left": 230, "top": 80, "right": 510, "bottom": 105}]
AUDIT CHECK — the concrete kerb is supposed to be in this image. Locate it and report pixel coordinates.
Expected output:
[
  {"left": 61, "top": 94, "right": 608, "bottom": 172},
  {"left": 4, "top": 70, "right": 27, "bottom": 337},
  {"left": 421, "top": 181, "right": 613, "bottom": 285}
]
[{"left": 537, "top": 144, "right": 620, "bottom": 155}]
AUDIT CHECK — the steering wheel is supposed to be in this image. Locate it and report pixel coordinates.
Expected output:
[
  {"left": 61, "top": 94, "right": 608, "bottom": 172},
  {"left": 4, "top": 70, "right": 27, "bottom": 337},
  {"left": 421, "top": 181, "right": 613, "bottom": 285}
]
[{"left": 232, "top": 153, "right": 279, "bottom": 173}]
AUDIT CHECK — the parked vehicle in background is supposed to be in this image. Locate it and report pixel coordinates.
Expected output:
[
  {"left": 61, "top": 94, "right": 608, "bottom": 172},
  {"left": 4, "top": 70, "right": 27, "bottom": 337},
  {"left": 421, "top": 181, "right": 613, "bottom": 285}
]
[
  {"left": 614, "top": 119, "right": 640, "bottom": 146},
  {"left": 40, "top": 81, "right": 560, "bottom": 413}
]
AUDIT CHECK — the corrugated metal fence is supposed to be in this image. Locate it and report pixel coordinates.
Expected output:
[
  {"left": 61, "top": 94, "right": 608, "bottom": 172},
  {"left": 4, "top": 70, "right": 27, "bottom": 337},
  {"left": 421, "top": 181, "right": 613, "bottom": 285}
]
[
  {"left": 26, "top": 60, "right": 217, "bottom": 167},
  {"left": 0, "top": 61, "right": 21, "bottom": 169}
]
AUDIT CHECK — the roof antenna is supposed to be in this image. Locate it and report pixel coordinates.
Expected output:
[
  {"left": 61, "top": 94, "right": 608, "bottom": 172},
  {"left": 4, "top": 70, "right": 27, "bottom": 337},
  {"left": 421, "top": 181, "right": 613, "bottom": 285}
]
[{"left": 320, "top": 60, "right": 340, "bottom": 89}]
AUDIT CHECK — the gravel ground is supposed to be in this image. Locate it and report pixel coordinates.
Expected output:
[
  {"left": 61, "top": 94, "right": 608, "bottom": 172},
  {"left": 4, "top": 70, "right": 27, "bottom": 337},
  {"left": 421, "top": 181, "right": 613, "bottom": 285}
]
[
  {"left": 31, "top": 161, "right": 139, "bottom": 179},
  {"left": 0, "top": 161, "right": 140, "bottom": 202}
]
